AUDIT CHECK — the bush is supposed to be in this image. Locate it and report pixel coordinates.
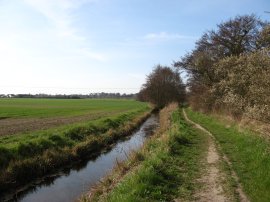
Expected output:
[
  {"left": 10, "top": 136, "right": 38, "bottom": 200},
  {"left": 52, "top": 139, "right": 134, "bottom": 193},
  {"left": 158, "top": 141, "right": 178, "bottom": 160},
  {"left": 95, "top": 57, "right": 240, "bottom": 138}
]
[{"left": 212, "top": 50, "right": 270, "bottom": 122}]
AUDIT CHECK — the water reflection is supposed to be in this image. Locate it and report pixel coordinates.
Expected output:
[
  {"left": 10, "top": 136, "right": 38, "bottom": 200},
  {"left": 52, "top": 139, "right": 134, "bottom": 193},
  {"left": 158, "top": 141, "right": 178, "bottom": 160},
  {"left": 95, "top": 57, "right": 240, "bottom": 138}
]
[{"left": 2, "top": 114, "right": 159, "bottom": 202}]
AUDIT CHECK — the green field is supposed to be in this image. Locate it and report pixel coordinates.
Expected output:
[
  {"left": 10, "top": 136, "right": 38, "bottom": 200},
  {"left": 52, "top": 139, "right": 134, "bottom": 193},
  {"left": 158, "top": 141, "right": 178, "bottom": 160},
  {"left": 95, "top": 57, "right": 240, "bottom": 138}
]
[
  {"left": 0, "top": 98, "right": 147, "bottom": 119},
  {"left": 0, "top": 98, "right": 151, "bottom": 193},
  {"left": 0, "top": 98, "right": 149, "bottom": 137}
]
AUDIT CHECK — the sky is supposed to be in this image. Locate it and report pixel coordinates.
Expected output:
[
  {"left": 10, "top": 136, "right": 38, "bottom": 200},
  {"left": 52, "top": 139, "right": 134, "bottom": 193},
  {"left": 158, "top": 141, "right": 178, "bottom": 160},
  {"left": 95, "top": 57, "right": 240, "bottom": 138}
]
[{"left": 0, "top": 0, "right": 269, "bottom": 95}]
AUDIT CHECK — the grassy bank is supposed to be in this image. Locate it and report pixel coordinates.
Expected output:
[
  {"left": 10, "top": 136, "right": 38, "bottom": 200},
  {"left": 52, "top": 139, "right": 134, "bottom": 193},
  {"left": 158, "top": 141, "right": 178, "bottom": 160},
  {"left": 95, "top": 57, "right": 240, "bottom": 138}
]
[
  {"left": 85, "top": 105, "right": 209, "bottom": 202},
  {"left": 186, "top": 108, "right": 270, "bottom": 202},
  {"left": 0, "top": 102, "right": 151, "bottom": 195}
]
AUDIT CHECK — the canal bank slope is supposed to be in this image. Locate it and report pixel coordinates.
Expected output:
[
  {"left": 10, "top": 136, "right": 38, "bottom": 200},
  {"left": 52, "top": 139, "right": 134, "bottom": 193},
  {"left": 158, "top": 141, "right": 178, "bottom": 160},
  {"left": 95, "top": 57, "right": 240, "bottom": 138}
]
[
  {"left": 82, "top": 104, "right": 213, "bottom": 201},
  {"left": 84, "top": 105, "right": 250, "bottom": 202},
  {"left": 0, "top": 107, "right": 152, "bottom": 201}
]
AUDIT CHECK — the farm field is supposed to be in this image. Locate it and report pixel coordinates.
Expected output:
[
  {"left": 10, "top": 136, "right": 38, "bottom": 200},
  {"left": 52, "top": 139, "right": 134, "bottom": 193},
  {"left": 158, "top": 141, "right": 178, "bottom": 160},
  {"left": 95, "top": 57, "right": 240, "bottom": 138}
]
[
  {"left": 0, "top": 98, "right": 148, "bottom": 136},
  {"left": 0, "top": 98, "right": 146, "bottom": 119},
  {"left": 0, "top": 98, "right": 151, "bottom": 195}
]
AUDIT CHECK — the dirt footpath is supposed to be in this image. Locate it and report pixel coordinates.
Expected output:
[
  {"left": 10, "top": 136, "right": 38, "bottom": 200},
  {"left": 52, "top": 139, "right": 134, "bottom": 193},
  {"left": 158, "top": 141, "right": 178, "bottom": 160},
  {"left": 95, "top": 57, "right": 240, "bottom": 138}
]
[{"left": 183, "top": 109, "right": 249, "bottom": 202}]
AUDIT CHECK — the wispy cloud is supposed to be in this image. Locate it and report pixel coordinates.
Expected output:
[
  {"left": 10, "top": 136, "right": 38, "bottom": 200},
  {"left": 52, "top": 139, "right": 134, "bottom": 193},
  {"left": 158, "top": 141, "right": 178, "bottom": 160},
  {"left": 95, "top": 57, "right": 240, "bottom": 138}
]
[
  {"left": 21, "top": 0, "right": 107, "bottom": 61},
  {"left": 23, "top": 0, "right": 93, "bottom": 40},
  {"left": 116, "top": 32, "right": 197, "bottom": 48},
  {"left": 144, "top": 32, "right": 196, "bottom": 41}
]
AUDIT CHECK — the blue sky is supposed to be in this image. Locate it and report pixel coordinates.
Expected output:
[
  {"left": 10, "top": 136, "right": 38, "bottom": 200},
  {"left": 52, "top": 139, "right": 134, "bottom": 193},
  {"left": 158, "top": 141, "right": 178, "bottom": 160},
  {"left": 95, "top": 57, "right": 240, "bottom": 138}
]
[{"left": 0, "top": 0, "right": 269, "bottom": 94}]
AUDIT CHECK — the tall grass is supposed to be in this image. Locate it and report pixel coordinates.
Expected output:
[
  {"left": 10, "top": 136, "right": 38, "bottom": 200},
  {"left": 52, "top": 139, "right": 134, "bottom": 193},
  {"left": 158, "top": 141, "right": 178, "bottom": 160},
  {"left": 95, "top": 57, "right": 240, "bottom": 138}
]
[{"left": 186, "top": 108, "right": 270, "bottom": 202}]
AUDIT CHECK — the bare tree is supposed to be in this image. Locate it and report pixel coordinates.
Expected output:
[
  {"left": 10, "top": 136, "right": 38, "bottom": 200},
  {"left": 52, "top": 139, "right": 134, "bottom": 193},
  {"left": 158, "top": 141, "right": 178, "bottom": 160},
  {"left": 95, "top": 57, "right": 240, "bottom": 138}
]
[
  {"left": 174, "top": 14, "right": 270, "bottom": 121},
  {"left": 138, "top": 65, "right": 185, "bottom": 108},
  {"left": 197, "top": 14, "right": 266, "bottom": 57}
]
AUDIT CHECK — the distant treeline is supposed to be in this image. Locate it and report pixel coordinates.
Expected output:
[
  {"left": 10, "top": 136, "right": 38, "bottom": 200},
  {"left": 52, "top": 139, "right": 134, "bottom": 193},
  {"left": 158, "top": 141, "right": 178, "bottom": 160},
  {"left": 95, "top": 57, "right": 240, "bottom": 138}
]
[
  {"left": 0, "top": 93, "right": 137, "bottom": 99},
  {"left": 174, "top": 14, "right": 270, "bottom": 122}
]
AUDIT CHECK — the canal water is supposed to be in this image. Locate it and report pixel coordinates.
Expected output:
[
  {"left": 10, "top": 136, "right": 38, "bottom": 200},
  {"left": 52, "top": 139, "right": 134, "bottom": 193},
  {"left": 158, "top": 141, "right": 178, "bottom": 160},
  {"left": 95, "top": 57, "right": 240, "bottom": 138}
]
[{"left": 6, "top": 114, "right": 159, "bottom": 202}]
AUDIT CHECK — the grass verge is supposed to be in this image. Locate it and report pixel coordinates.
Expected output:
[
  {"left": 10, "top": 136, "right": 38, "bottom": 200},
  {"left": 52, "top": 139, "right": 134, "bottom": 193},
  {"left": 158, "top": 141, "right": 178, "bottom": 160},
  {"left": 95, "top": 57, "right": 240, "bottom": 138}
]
[
  {"left": 186, "top": 108, "right": 270, "bottom": 202},
  {"left": 84, "top": 105, "right": 208, "bottom": 202}
]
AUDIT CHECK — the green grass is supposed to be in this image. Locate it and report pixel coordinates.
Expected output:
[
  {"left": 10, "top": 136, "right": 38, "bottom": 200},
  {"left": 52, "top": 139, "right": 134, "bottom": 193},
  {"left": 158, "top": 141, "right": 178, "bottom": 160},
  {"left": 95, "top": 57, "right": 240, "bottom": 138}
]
[
  {"left": 0, "top": 99, "right": 149, "bottom": 161},
  {"left": 90, "top": 108, "right": 208, "bottom": 202},
  {"left": 0, "top": 98, "right": 146, "bottom": 119},
  {"left": 0, "top": 99, "right": 151, "bottom": 193},
  {"left": 0, "top": 108, "right": 147, "bottom": 148},
  {"left": 186, "top": 108, "right": 270, "bottom": 202}
]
